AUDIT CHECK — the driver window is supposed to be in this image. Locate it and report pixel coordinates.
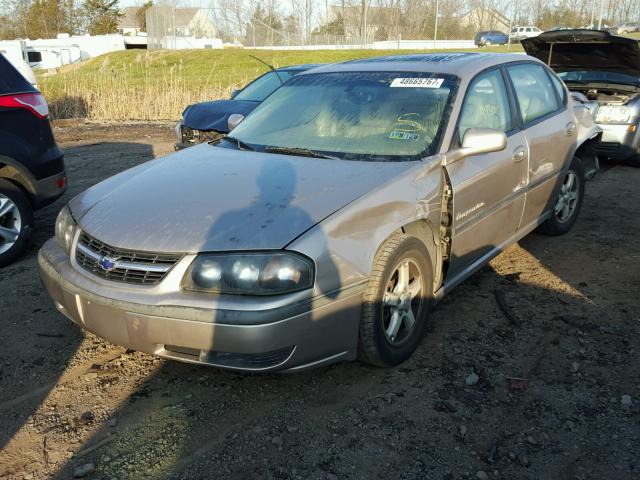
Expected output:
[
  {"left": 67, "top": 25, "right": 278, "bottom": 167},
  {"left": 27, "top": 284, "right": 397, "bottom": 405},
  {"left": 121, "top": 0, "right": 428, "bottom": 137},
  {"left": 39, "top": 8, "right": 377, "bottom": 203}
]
[{"left": 458, "top": 69, "right": 512, "bottom": 142}]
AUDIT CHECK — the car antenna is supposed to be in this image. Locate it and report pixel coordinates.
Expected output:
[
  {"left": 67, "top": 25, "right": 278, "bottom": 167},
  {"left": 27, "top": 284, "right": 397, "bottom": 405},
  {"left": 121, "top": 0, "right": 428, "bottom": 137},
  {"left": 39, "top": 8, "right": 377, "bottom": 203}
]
[{"left": 248, "top": 54, "right": 284, "bottom": 85}]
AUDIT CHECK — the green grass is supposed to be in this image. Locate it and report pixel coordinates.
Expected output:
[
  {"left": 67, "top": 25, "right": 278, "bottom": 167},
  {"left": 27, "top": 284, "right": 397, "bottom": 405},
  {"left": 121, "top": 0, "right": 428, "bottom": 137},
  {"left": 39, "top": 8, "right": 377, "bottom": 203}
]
[{"left": 39, "top": 45, "right": 524, "bottom": 121}]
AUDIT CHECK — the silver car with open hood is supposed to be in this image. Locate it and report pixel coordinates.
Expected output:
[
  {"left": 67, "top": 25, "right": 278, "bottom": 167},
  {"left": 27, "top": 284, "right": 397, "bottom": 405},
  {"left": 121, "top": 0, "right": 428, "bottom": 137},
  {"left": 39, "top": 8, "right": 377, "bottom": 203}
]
[
  {"left": 39, "top": 53, "right": 601, "bottom": 372},
  {"left": 522, "top": 29, "right": 640, "bottom": 164}
]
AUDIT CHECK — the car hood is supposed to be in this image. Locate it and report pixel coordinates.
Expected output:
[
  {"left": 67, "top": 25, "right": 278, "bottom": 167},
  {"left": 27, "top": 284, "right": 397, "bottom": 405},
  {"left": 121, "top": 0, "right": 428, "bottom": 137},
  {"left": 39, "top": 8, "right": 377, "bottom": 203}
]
[
  {"left": 181, "top": 99, "right": 259, "bottom": 132},
  {"left": 69, "top": 144, "right": 414, "bottom": 253},
  {"left": 521, "top": 29, "right": 640, "bottom": 79}
]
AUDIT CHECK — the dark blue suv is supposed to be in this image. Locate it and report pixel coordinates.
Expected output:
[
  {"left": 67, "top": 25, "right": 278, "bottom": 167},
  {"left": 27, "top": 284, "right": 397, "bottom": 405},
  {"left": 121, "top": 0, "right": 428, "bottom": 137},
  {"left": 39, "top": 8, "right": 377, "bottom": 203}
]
[
  {"left": 0, "top": 53, "right": 66, "bottom": 266},
  {"left": 474, "top": 31, "right": 509, "bottom": 47}
]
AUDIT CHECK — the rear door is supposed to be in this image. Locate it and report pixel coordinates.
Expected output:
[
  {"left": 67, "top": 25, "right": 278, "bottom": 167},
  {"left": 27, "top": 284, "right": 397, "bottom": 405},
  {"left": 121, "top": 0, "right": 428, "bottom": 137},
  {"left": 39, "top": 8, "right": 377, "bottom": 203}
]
[
  {"left": 505, "top": 63, "right": 575, "bottom": 229},
  {"left": 444, "top": 67, "right": 528, "bottom": 280}
]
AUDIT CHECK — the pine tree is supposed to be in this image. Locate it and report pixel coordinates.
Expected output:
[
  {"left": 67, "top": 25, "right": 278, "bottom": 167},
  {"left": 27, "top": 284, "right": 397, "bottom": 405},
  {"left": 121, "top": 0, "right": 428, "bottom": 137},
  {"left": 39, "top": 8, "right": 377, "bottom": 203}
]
[{"left": 82, "top": 0, "right": 122, "bottom": 35}]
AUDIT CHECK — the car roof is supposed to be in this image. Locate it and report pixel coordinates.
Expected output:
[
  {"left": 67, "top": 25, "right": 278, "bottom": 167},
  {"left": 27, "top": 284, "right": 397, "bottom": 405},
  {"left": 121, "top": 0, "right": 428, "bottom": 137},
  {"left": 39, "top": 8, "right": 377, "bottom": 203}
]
[{"left": 301, "top": 53, "right": 534, "bottom": 78}]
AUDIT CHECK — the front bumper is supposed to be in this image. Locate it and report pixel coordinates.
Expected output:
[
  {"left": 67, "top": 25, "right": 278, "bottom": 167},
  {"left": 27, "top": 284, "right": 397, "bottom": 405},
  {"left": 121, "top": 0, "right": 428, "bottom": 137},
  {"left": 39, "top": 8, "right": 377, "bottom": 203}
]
[
  {"left": 174, "top": 127, "right": 226, "bottom": 151},
  {"left": 595, "top": 123, "right": 640, "bottom": 161},
  {"left": 38, "top": 239, "right": 363, "bottom": 372}
]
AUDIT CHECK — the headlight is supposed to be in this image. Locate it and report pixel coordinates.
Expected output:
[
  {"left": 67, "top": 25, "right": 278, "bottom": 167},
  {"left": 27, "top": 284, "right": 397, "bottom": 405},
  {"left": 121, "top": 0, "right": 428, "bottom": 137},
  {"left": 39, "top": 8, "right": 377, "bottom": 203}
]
[
  {"left": 54, "top": 206, "right": 77, "bottom": 255},
  {"left": 595, "top": 105, "right": 632, "bottom": 124},
  {"left": 182, "top": 252, "right": 314, "bottom": 295}
]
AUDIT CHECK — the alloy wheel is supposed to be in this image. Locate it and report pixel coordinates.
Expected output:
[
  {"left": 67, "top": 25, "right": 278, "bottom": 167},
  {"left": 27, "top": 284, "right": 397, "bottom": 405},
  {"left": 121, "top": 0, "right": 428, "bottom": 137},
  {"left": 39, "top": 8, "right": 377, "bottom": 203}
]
[
  {"left": 382, "top": 258, "right": 423, "bottom": 345},
  {"left": 554, "top": 170, "right": 579, "bottom": 223},
  {"left": 0, "top": 193, "right": 22, "bottom": 255}
]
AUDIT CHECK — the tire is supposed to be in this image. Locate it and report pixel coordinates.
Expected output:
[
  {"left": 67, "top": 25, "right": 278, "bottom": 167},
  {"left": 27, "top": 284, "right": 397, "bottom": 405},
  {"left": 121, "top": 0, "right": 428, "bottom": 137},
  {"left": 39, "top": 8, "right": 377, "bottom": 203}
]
[
  {"left": 358, "top": 233, "right": 433, "bottom": 367},
  {"left": 0, "top": 179, "right": 33, "bottom": 267},
  {"left": 537, "top": 156, "right": 585, "bottom": 236}
]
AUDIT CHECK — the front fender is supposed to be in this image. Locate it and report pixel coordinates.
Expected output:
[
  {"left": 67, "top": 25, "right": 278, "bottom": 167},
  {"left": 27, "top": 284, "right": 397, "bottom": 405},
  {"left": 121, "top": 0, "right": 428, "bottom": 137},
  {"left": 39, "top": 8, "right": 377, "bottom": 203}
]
[{"left": 287, "top": 156, "right": 444, "bottom": 296}]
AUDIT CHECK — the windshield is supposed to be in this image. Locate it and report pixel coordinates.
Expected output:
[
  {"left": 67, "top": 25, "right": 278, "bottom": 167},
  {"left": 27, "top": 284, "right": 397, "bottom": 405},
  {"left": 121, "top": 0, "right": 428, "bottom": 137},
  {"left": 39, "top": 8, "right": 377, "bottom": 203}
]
[
  {"left": 234, "top": 70, "right": 298, "bottom": 102},
  {"left": 227, "top": 71, "right": 457, "bottom": 161},
  {"left": 558, "top": 70, "right": 640, "bottom": 86}
]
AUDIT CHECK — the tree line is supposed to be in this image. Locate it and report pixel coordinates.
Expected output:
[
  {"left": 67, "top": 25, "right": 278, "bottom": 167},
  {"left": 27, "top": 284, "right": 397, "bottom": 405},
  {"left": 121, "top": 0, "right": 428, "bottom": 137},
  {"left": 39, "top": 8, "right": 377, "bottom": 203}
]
[
  {"left": 213, "top": 0, "right": 640, "bottom": 46},
  {"left": 1, "top": 0, "right": 639, "bottom": 43},
  {"left": 0, "top": 0, "right": 125, "bottom": 40}
]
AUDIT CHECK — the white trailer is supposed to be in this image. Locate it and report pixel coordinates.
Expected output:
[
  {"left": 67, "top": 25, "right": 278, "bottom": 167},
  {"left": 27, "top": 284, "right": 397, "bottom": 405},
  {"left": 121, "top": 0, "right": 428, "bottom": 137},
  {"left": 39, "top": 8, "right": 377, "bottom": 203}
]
[{"left": 0, "top": 40, "right": 37, "bottom": 86}]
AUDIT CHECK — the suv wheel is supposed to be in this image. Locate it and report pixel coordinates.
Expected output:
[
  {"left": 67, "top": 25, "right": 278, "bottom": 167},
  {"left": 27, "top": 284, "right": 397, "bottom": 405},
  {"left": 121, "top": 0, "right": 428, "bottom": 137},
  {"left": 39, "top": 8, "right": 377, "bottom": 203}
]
[
  {"left": 358, "top": 233, "right": 432, "bottom": 367},
  {"left": 537, "top": 157, "right": 585, "bottom": 236},
  {"left": 0, "top": 179, "right": 33, "bottom": 267}
]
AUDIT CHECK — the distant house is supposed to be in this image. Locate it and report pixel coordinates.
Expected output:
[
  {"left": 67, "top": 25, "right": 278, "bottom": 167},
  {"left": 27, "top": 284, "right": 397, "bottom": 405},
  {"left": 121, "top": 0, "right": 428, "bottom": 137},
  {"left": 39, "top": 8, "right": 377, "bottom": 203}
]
[
  {"left": 459, "top": 7, "right": 510, "bottom": 32},
  {"left": 119, "top": 6, "right": 216, "bottom": 39},
  {"left": 328, "top": 5, "right": 397, "bottom": 41},
  {"left": 118, "top": 7, "right": 144, "bottom": 36}
]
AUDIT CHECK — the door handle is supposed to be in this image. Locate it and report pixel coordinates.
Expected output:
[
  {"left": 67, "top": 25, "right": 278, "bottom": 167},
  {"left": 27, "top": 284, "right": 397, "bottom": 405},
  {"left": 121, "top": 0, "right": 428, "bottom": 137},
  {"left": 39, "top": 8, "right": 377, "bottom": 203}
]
[
  {"left": 512, "top": 146, "right": 527, "bottom": 162},
  {"left": 565, "top": 122, "right": 576, "bottom": 136}
]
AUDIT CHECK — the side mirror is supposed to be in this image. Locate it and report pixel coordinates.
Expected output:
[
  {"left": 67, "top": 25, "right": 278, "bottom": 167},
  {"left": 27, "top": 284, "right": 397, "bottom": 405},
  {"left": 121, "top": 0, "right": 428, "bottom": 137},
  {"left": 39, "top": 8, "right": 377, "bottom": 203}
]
[
  {"left": 227, "top": 113, "right": 245, "bottom": 131},
  {"left": 230, "top": 89, "right": 240, "bottom": 99},
  {"left": 445, "top": 128, "right": 507, "bottom": 164}
]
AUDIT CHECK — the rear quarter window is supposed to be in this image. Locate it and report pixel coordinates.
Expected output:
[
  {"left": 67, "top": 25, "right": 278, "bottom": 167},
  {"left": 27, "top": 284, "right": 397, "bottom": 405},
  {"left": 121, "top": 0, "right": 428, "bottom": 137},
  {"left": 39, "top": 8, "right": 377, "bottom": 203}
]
[
  {"left": 547, "top": 71, "right": 566, "bottom": 104},
  {"left": 0, "top": 53, "right": 33, "bottom": 95}
]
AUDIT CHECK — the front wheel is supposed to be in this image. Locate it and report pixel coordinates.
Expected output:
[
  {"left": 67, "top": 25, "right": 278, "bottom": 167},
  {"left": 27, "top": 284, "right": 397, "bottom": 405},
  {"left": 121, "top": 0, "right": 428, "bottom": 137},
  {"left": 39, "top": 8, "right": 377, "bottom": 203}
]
[
  {"left": 358, "top": 233, "right": 432, "bottom": 367},
  {"left": 537, "top": 156, "right": 585, "bottom": 236},
  {"left": 0, "top": 179, "right": 33, "bottom": 267}
]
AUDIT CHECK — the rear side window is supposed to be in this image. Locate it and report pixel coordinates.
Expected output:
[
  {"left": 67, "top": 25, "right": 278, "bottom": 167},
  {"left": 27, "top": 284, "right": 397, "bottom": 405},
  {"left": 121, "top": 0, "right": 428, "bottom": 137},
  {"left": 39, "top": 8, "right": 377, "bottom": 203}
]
[
  {"left": 458, "top": 69, "right": 512, "bottom": 140},
  {"left": 0, "top": 53, "right": 32, "bottom": 95},
  {"left": 507, "top": 63, "right": 561, "bottom": 124}
]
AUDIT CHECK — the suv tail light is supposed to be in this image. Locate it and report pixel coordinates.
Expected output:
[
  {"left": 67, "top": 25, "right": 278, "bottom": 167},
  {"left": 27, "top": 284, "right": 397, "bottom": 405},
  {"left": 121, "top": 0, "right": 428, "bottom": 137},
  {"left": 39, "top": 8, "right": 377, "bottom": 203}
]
[{"left": 0, "top": 92, "right": 49, "bottom": 119}]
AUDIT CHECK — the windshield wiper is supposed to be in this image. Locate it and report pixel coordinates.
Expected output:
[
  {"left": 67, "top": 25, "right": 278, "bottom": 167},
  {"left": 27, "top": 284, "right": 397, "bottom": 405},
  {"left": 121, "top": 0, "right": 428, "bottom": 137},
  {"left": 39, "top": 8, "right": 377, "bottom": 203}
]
[
  {"left": 264, "top": 146, "right": 339, "bottom": 160},
  {"left": 225, "top": 136, "right": 255, "bottom": 151}
]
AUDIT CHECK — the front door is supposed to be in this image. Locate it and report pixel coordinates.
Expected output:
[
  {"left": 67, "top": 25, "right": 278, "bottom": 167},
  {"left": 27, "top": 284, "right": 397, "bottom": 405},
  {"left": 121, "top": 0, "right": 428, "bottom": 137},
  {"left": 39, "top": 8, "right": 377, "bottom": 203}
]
[{"left": 445, "top": 68, "right": 528, "bottom": 281}]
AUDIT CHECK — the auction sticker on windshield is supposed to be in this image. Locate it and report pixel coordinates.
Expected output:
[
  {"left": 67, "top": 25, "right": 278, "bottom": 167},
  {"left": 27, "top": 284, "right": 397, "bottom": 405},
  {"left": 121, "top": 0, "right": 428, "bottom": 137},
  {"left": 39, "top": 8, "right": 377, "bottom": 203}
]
[{"left": 390, "top": 78, "right": 445, "bottom": 88}]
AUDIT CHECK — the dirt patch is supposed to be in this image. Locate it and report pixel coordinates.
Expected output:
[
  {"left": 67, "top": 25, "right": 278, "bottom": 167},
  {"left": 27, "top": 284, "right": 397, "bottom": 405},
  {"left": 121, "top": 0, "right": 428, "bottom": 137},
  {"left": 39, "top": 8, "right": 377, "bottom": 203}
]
[{"left": 1, "top": 123, "right": 638, "bottom": 480}]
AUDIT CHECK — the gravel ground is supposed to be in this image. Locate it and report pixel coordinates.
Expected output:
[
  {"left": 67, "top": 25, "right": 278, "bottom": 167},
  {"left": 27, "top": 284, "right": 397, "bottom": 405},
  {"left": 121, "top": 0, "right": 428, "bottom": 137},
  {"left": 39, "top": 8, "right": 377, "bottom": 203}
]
[{"left": 0, "top": 122, "right": 638, "bottom": 480}]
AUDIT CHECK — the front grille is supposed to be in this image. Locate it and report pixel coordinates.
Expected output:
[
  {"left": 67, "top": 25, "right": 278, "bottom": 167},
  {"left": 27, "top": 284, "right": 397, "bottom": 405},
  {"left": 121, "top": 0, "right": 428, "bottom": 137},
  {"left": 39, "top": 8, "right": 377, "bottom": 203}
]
[
  {"left": 182, "top": 127, "right": 225, "bottom": 145},
  {"left": 75, "top": 232, "right": 182, "bottom": 285}
]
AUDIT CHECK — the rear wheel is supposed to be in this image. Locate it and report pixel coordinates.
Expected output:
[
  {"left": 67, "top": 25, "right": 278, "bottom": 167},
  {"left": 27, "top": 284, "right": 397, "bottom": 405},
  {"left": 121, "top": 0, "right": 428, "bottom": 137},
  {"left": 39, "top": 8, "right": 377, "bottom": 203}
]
[
  {"left": 0, "top": 179, "right": 33, "bottom": 267},
  {"left": 537, "top": 156, "right": 585, "bottom": 236},
  {"left": 358, "top": 233, "right": 432, "bottom": 367}
]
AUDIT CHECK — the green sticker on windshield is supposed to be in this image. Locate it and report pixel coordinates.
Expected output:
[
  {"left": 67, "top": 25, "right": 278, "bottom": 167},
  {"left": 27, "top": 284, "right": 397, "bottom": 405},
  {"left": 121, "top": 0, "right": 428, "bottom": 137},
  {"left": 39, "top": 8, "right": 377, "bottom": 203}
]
[{"left": 389, "top": 131, "right": 419, "bottom": 140}]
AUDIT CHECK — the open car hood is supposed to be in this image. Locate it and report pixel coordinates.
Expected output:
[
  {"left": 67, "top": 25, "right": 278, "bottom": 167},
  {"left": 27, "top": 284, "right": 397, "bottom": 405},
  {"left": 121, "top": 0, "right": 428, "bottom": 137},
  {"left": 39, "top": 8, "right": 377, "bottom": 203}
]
[{"left": 522, "top": 29, "right": 640, "bottom": 79}]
